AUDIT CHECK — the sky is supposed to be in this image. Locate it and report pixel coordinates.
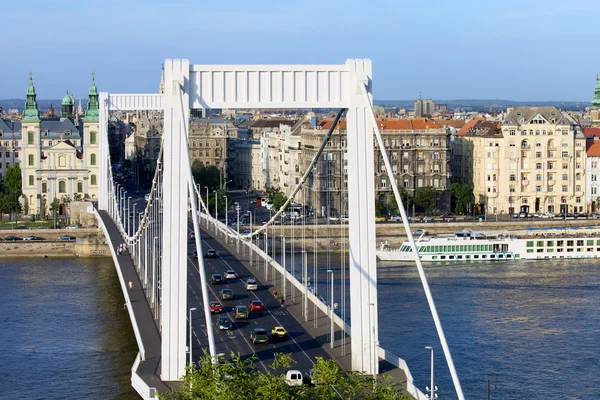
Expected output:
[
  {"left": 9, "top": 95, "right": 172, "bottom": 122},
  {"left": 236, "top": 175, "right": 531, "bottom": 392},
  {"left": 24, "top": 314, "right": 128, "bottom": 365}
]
[{"left": 1, "top": 0, "right": 599, "bottom": 102}]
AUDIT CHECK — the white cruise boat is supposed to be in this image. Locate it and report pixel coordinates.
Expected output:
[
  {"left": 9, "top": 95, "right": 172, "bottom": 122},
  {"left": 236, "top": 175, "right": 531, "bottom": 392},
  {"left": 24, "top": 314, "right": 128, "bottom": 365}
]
[{"left": 377, "top": 228, "right": 600, "bottom": 262}]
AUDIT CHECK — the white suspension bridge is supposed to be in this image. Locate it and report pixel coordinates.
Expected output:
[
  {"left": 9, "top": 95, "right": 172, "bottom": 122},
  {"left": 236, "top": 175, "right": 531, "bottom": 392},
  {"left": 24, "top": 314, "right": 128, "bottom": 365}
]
[{"left": 92, "top": 59, "right": 464, "bottom": 400}]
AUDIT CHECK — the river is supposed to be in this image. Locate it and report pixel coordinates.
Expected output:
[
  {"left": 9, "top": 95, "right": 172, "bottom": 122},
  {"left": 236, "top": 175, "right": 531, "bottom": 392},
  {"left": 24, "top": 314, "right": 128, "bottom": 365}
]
[
  {"left": 1, "top": 256, "right": 598, "bottom": 399},
  {"left": 0, "top": 258, "right": 138, "bottom": 400}
]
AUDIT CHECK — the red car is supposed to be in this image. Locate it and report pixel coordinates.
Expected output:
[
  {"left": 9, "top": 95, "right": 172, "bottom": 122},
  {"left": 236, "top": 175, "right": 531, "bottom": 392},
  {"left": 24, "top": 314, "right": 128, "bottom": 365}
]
[
  {"left": 249, "top": 300, "right": 264, "bottom": 312},
  {"left": 210, "top": 301, "right": 223, "bottom": 313}
]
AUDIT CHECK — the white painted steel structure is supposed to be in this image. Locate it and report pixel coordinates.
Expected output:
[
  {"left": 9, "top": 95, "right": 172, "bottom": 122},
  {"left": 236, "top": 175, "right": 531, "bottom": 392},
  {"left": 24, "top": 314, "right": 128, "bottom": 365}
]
[{"left": 96, "top": 58, "right": 464, "bottom": 399}]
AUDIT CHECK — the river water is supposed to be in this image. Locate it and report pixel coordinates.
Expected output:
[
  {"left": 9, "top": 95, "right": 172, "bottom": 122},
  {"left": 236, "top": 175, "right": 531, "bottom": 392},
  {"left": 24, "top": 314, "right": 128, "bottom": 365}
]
[
  {"left": 0, "top": 258, "right": 138, "bottom": 400},
  {"left": 1, "top": 256, "right": 598, "bottom": 399}
]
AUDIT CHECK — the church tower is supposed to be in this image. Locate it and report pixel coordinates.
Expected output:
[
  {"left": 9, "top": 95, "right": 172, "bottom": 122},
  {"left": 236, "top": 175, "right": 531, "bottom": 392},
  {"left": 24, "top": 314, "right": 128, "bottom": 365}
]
[
  {"left": 83, "top": 73, "right": 100, "bottom": 199},
  {"left": 591, "top": 74, "right": 600, "bottom": 128},
  {"left": 21, "top": 74, "right": 42, "bottom": 214}
]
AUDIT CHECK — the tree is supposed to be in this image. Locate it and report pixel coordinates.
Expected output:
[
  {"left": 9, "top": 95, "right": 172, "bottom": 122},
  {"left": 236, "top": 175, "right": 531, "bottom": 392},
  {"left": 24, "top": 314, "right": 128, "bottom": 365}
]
[
  {"left": 4, "top": 163, "right": 22, "bottom": 219},
  {"left": 450, "top": 183, "right": 474, "bottom": 214},
  {"left": 414, "top": 187, "right": 439, "bottom": 213},
  {"left": 164, "top": 352, "right": 412, "bottom": 400},
  {"left": 49, "top": 198, "right": 60, "bottom": 228},
  {"left": 375, "top": 199, "right": 386, "bottom": 217},
  {"left": 73, "top": 193, "right": 83, "bottom": 201},
  {"left": 265, "top": 187, "right": 289, "bottom": 213}
]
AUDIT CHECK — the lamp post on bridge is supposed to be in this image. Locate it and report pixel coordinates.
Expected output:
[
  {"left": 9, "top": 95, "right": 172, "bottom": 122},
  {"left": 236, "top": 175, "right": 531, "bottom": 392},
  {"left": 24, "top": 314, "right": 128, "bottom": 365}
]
[
  {"left": 223, "top": 195, "right": 228, "bottom": 243},
  {"left": 425, "top": 346, "right": 438, "bottom": 399},
  {"left": 127, "top": 197, "right": 131, "bottom": 236},
  {"left": 188, "top": 307, "right": 197, "bottom": 366},
  {"left": 214, "top": 190, "right": 218, "bottom": 235},
  {"left": 204, "top": 186, "right": 209, "bottom": 227},
  {"left": 328, "top": 269, "right": 335, "bottom": 348},
  {"left": 133, "top": 203, "right": 137, "bottom": 258}
]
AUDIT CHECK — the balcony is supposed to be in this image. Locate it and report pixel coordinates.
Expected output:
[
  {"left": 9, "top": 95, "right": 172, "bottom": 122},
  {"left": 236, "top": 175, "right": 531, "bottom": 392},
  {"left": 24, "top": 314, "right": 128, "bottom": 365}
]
[{"left": 521, "top": 180, "right": 530, "bottom": 186}]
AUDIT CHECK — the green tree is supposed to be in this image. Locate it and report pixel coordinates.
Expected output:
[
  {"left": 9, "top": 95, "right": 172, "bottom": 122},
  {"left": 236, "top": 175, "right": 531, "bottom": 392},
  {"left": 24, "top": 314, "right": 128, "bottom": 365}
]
[
  {"left": 265, "top": 187, "right": 289, "bottom": 213},
  {"left": 388, "top": 187, "right": 410, "bottom": 215},
  {"left": 49, "top": 198, "right": 60, "bottom": 228},
  {"left": 375, "top": 199, "right": 386, "bottom": 217},
  {"left": 193, "top": 165, "right": 220, "bottom": 190},
  {"left": 4, "top": 163, "right": 22, "bottom": 219},
  {"left": 414, "top": 187, "right": 439, "bottom": 213},
  {"left": 450, "top": 183, "right": 474, "bottom": 214}
]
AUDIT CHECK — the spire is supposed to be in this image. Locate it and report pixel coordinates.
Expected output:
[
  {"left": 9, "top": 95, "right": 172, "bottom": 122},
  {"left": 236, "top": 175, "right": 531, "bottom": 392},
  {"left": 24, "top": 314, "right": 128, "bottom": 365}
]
[
  {"left": 84, "top": 72, "right": 99, "bottom": 122},
  {"left": 22, "top": 72, "right": 41, "bottom": 122},
  {"left": 77, "top": 98, "right": 84, "bottom": 116},
  {"left": 592, "top": 74, "right": 600, "bottom": 109}
]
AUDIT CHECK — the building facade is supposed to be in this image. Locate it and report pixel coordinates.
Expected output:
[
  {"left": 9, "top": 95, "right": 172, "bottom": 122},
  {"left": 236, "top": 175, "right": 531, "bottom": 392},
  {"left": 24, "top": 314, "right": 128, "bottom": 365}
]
[
  {"left": 19, "top": 76, "right": 100, "bottom": 215},
  {"left": 499, "top": 107, "right": 585, "bottom": 215},
  {"left": 591, "top": 74, "right": 600, "bottom": 128},
  {"left": 585, "top": 141, "right": 600, "bottom": 212}
]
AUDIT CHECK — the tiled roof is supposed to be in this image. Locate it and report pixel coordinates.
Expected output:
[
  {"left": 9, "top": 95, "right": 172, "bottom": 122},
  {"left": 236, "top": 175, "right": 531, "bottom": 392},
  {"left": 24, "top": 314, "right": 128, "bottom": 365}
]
[
  {"left": 317, "top": 118, "right": 441, "bottom": 131},
  {"left": 587, "top": 142, "right": 600, "bottom": 157},
  {"left": 456, "top": 119, "right": 480, "bottom": 135},
  {"left": 434, "top": 119, "right": 466, "bottom": 129},
  {"left": 457, "top": 120, "right": 501, "bottom": 137},
  {"left": 584, "top": 127, "right": 600, "bottom": 138}
]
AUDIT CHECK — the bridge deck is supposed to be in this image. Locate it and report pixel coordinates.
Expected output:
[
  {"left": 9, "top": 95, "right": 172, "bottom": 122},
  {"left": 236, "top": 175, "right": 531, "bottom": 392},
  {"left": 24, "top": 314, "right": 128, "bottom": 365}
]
[{"left": 97, "top": 211, "right": 180, "bottom": 393}]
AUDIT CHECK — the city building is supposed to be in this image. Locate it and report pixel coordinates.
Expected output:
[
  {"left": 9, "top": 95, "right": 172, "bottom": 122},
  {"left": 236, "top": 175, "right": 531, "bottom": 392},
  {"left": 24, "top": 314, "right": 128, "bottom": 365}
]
[
  {"left": 414, "top": 96, "right": 435, "bottom": 118},
  {"left": 20, "top": 75, "right": 100, "bottom": 215},
  {"left": 499, "top": 107, "right": 585, "bottom": 215},
  {"left": 0, "top": 119, "right": 21, "bottom": 179},
  {"left": 585, "top": 140, "right": 600, "bottom": 212}
]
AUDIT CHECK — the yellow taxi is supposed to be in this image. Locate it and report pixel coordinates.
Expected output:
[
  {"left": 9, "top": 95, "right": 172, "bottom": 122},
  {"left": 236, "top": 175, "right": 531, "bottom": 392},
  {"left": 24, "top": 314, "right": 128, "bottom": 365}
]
[{"left": 271, "top": 326, "right": 287, "bottom": 338}]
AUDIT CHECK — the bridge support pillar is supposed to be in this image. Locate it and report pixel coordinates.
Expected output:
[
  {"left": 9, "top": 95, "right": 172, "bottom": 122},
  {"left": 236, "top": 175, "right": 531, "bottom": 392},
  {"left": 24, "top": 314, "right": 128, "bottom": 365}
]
[
  {"left": 160, "top": 59, "right": 190, "bottom": 381},
  {"left": 346, "top": 60, "right": 379, "bottom": 376}
]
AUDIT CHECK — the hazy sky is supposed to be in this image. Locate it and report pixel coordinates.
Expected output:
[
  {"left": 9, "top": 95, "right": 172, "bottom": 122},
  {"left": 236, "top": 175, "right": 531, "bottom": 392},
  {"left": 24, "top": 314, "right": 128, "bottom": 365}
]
[{"left": 2, "top": 0, "right": 599, "bottom": 101}]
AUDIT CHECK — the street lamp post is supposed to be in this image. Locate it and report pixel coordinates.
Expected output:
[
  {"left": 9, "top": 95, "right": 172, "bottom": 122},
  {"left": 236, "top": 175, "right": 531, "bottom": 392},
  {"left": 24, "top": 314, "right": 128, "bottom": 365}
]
[
  {"left": 204, "top": 186, "right": 209, "bottom": 227},
  {"left": 328, "top": 269, "right": 334, "bottom": 348},
  {"left": 425, "top": 346, "right": 438, "bottom": 399},
  {"left": 214, "top": 190, "right": 218, "bottom": 235},
  {"left": 223, "top": 195, "right": 228, "bottom": 243},
  {"left": 189, "top": 307, "right": 197, "bottom": 366},
  {"left": 127, "top": 197, "right": 131, "bottom": 236},
  {"left": 133, "top": 203, "right": 138, "bottom": 256}
]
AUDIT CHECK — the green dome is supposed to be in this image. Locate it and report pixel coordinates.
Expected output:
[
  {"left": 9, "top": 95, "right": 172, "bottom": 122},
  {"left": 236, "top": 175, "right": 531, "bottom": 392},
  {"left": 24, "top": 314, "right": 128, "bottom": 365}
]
[
  {"left": 592, "top": 74, "right": 600, "bottom": 108},
  {"left": 62, "top": 91, "right": 74, "bottom": 105}
]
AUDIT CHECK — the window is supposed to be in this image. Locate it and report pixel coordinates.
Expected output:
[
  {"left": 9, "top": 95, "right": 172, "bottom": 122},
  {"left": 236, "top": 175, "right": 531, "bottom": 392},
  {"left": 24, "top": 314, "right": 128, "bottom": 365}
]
[
  {"left": 28, "top": 132, "right": 34, "bottom": 145},
  {"left": 536, "top": 174, "right": 542, "bottom": 181},
  {"left": 562, "top": 151, "right": 569, "bottom": 158},
  {"left": 592, "top": 161, "right": 598, "bottom": 168},
  {"left": 576, "top": 197, "right": 581, "bottom": 203},
  {"left": 562, "top": 174, "right": 568, "bottom": 180},
  {"left": 91, "top": 175, "right": 97, "bottom": 185},
  {"left": 576, "top": 185, "right": 581, "bottom": 192},
  {"left": 90, "top": 131, "right": 97, "bottom": 145},
  {"left": 593, "top": 187, "right": 598, "bottom": 195},
  {"left": 510, "top": 174, "right": 516, "bottom": 181},
  {"left": 562, "top": 185, "right": 568, "bottom": 192},
  {"left": 536, "top": 186, "right": 542, "bottom": 192},
  {"left": 510, "top": 130, "right": 516, "bottom": 136},
  {"left": 593, "top": 175, "right": 598, "bottom": 182},
  {"left": 42, "top": 182, "right": 47, "bottom": 193},
  {"left": 28, "top": 154, "right": 34, "bottom": 166},
  {"left": 548, "top": 185, "right": 554, "bottom": 192},
  {"left": 77, "top": 181, "right": 83, "bottom": 193},
  {"left": 536, "top": 163, "right": 542, "bottom": 170},
  {"left": 536, "top": 152, "right": 542, "bottom": 158},
  {"left": 28, "top": 175, "right": 34, "bottom": 186},
  {"left": 90, "top": 153, "right": 96, "bottom": 165},
  {"left": 576, "top": 173, "right": 581, "bottom": 180},
  {"left": 58, "top": 181, "right": 66, "bottom": 193}
]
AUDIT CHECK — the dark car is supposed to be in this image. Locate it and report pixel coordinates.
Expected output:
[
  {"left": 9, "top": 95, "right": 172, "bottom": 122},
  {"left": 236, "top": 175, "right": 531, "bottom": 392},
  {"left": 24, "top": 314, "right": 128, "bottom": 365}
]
[
  {"left": 4, "top": 236, "right": 22, "bottom": 241},
  {"left": 219, "top": 289, "right": 234, "bottom": 300},
  {"left": 209, "top": 274, "right": 223, "bottom": 285},
  {"left": 204, "top": 249, "right": 217, "bottom": 258},
  {"left": 250, "top": 328, "right": 269, "bottom": 344},
  {"left": 217, "top": 316, "right": 233, "bottom": 330}
]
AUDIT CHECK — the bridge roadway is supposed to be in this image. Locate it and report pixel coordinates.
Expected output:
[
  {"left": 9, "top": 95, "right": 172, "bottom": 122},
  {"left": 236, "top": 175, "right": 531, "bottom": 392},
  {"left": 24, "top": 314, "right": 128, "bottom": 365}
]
[{"left": 98, "top": 210, "right": 409, "bottom": 397}]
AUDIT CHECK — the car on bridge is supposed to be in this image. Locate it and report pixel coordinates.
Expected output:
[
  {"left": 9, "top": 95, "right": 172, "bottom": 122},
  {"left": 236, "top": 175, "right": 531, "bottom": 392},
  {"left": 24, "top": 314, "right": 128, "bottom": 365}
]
[
  {"left": 192, "top": 250, "right": 198, "bottom": 258},
  {"left": 234, "top": 305, "right": 249, "bottom": 319},
  {"left": 224, "top": 270, "right": 237, "bottom": 280},
  {"left": 217, "top": 316, "right": 233, "bottom": 330},
  {"left": 209, "top": 274, "right": 223, "bottom": 285},
  {"left": 245, "top": 278, "right": 258, "bottom": 291},
  {"left": 271, "top": 326, "right": 287, "bottom": 338},
  {"left": 3, "top": 236, "right": 22, "bottom": 241},
  {"left": 219, "top": 289, "right": 234, "bottom": 300},
  {"left": 285, "top": 370, "right": 303, "bottom": 386},
  {"left": 59, "top": 235, "right": 75, "bottom": 241},
  {"left": 250, "top": 328, "right": 269, "bottom": 344},
  {"left": 204, "top": 249, "right": 217, "bottom": 258},
  {"left": 210, "top": 301, "right": 223, "bottom": 313},
  {"left": 249, "top": 300, "right": 264, "bottom": 312}
]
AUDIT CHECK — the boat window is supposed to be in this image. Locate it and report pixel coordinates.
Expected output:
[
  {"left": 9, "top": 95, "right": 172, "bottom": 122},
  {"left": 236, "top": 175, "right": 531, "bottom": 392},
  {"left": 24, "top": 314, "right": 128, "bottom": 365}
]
[
  {"left": 587, "top": 248, "right": 593, "bottom": 252},
  {"left": 537, "top": 248, "right": 544, "bottom": 253},
  {"left": 527, "top": 249, "right": 534, "bottom": 253},
  {"left": 449, "top": 255, "right": 455, "bottom": 259},
  {"left": 567, "top": 248, "right": 573, "bottom": 252},
  {"left": 482, "top": 255, "right": 487, "bottom": 258},
  {"left": 587, "top": 240, "right": 594, "bottom": 246},
  {"left": 547, "top": 241, "right": 554, "bottom": 247},
  {"left": 474, "top": 255, "right": 479, "bottom": 259},
  {"left": 527, "top": 241, "right": 534, "bottom": 248},
  {"left": 440, "top": 255, "right": 446, "bottom": 260},
  {"left": 557, "top": 248, "right": 563, "bottom": 252},
  {"left": 577, "top": 240, "right": 584, "bottom": 246},
  {"left": 557, "top": 240, "right": 564, "bottom": 247},
  {"left": 577, "top": 248, "right": 583, "bottom": 252},
  {"left": 537, "top": 241, "right": 544, "bottom": 247},
  {"left": 567, "top": 240, "right": 574, "bottom": 247}
]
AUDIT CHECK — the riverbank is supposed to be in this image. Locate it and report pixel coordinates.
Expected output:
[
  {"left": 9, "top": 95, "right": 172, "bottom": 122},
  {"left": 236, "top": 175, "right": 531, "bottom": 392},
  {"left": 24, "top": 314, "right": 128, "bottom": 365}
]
[{"left": 0, "top": 228, "right": 110, "bottom": 258}]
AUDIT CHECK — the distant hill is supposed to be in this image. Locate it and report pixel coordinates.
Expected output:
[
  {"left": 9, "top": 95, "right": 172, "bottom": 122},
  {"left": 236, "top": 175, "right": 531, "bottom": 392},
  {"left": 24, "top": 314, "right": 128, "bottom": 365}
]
[
  {"left": 0, "top": 99, "right": 87, "bottom": 112},
  {"left": 374, "top": 99, "right": 590, "bottom": 111}
]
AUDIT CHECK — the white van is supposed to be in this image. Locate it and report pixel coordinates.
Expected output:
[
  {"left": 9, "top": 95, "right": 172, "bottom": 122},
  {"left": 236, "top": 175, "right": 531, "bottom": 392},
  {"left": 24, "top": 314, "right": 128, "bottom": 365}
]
[{"left": 285, "top": 370, "right": 303, "bottom": 386}]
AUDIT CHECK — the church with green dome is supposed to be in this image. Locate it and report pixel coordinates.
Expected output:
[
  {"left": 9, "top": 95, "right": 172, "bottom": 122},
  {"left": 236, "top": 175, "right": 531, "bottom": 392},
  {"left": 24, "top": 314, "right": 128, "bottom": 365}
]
[
  {"left": 0, "top": 74, "right": 101, "bottom": 216},
  {"left": 591, "top": 74, "right": 600, "bottom": 128}
]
